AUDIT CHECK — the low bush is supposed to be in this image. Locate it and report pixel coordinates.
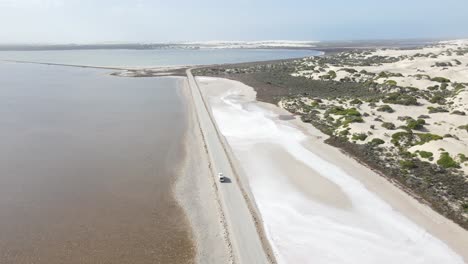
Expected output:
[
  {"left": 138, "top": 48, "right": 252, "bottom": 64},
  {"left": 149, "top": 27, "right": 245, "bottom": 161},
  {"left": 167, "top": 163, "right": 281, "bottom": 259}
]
[
  {"left": 328, "top": 107, "right": 361, "bottom": 116},
  {"left": 458, "top": 153, "right": 468, "bottom": 163},
  {"left": 451, "top": 110, "right": 466, "bottom": 116},
  {"left": 381, "top": 122, "right": 396, "bottom": 130},
  {"left": 383, "top": 93, "right": 418, "bottom": 105},
  {"left": 400, "top": 160, "right": 417, "bottom": 169},
  {"left": 437, "top": 152, "right": 459, "bottom": 168},
  {"left": 428, "top": 106, "right": 449, "bottom": 113},
  {"left": 377, "top": 104, "right": 394, "bottom": 113},
  {"left": 431, "top": 77, "right": 451, "bottom": 83},
  {"left": 457, "top": 124, "right": 468, "bottom": 132},
  {"left": 418, "top": 151, "right": 433, "bottom": 159},
  {"left": 349, "top": 98, "right": 363, "bottom": 105},
  {"left": 370, "top": 138, "right": 385, "bottom": 145},
  {"left": 352, "top": 133, "right": 368, "bottom": 141},
  {"left": 416, "top": 133, "right": 443, "bottom": 145},
  {"left": 342, "top": 116, "right": 364, "bottom": 126},
  {"left": 407, "top": 118, "right": 425, "bottom": 130}
]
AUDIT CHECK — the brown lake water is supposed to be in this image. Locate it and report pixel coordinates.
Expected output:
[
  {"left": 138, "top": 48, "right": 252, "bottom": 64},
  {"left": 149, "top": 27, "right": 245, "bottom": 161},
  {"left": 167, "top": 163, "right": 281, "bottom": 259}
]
[{"left": 0, "top": 62, "right": 194, "bottom": 263}]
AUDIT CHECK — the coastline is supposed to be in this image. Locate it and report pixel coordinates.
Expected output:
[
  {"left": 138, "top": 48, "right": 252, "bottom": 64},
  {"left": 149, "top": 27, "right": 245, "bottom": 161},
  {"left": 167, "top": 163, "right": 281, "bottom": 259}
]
[{"left": 197, "top": 76, "right": 468, "bottom": 263}]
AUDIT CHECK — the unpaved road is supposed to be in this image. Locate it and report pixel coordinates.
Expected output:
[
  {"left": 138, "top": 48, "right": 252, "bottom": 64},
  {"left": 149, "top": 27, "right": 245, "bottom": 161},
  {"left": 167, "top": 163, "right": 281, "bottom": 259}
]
[{"left": 186, "top": 69, "right": 270, "bottom": 264}]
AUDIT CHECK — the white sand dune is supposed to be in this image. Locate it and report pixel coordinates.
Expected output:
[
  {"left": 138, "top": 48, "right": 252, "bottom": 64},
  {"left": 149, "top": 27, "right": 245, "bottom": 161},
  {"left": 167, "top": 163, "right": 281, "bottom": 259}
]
[{"left": 198, "top": 77, "right": 468, "bottom": 264}]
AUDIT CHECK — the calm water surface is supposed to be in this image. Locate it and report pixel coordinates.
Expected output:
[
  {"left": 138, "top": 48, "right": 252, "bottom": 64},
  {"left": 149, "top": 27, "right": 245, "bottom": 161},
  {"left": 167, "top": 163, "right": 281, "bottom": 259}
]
[
  {"left": 0, "top": 62, "right": 193, "bottom": 263},
  {"left": 0, "top": 48, "right": 321, "bottom": 67}
]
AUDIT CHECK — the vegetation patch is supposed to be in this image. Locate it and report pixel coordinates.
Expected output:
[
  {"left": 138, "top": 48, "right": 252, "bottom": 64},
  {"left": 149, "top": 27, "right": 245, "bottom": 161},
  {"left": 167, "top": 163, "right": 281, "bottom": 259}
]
[
  {"left": 458, "top": 124, "right": 468, "bottom": 132},
  {"left": 377, "top": 104, "right": 395, "bottom": 113},
  {"left": 383, "top": 93, "right": 418, "bottom": 105},
  {"left": 400, "top": 160, "right": 417, "bottom": 169},
  {"left": 406, "top": 118, "right": 426, "bottom": 130},
  {"left": 391, "top": 132, "right": 442, "bottom": 147},
  {"left": 381, "top": 122, "right": 396, "bottom": 130},
  {"left": 431, "top": 77, "right": 451, "bottom": 83},
  {"left": 352, "top": 133, "right": 368, "bottom": 141},
  {"left": 437, "top": 152, "right": 459, "bottom": 168},
  {"left": 370, "top": 138, "right": 385, "bottom": 145},
  {"left": 327, "top": 106, "right": 361, "bottom": 116},
  {"left": 418, "top": 151, "right": 433, "bottom": 159},
  {"left": 428, "top": 106, "right": 449, "bottom": 113}
]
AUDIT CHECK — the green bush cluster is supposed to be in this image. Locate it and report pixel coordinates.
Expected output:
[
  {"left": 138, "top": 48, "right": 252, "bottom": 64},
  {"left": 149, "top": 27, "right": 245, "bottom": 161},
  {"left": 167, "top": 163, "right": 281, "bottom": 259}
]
[
  {"left": 342, "top": 116, "right": 364, "bottom": 126},
  {"left": 431, "top": 77, "right": 451, "bottom": 83},
  {"left": 391, "top": 132, "right": 442, "bottom": 147},
  {"left": 406, "top": 118, "right": 425, "bottom": 130},
  {"left": 416, "top": 133, "right": 443, "bottom": 145},
  {"left": 349, "top": 98, "right": 363, "bottom": 105},
  {"left": 370, "top": 138, "right": 385, "bottom": 145},
  {"left": 451, "top": 110, "right": 466, "bottom": 116},
  {"left": 418, "top": 151, "right": 433, "bottom": 159},
  {"left": 428, "top": 106, "right": 448, "bottom": 113},
  {"left": 328, "top": 107, "right": 361, "bottom": 116},
  {"left": 352, "top": 133, "right": 368, "bottom": 141},
  {"left": 458, "top": 153, "right": 468, "bottom": 163},
  {"left": 458, "top": 124, "right": 468, "bottom": 132},
  {"left": 377, "top": 104, "right": 395, "bottom": 113},
  {"left": 383, "top": 93, "right": 418, "bottom": 105},
  {"left": 381, "top": 122, "right": 396, "bottom": 130},
  {"left": 437, "top": 152, "right": 459, "bottom": 168},
  {"left": 400, "top": 160, "right": 417, "bottom": 169}
]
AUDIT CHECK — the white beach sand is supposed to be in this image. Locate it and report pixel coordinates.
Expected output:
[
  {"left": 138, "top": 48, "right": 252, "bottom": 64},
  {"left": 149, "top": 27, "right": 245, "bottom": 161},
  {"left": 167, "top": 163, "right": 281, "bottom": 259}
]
[{"left": 197, "top": 77, "right": 468, "bottom": 264}]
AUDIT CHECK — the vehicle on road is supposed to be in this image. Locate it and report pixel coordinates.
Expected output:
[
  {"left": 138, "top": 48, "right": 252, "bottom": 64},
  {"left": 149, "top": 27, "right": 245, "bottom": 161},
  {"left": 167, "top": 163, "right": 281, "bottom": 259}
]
[{"left": 218, "top": 172, "right": 225, "bottom": 182}]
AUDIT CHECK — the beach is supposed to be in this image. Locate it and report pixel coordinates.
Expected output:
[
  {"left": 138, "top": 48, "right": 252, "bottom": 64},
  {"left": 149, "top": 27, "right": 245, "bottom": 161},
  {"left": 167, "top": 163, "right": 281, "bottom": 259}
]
[{"left": 197, "top": 76, "right": 468, "bottom": 263}]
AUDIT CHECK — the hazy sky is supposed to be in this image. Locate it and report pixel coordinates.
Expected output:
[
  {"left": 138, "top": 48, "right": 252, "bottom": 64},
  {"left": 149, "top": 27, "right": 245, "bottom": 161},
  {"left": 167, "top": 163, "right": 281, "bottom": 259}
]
[{"left": 1, "top": 0, "right": 467, "bottom": 43}]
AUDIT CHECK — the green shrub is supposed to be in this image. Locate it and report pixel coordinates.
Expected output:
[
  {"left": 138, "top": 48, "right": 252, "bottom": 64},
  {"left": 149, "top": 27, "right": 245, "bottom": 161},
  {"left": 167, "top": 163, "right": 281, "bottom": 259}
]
[
  {"left": 400, "top": 160, "right": 417, "bottom": 169},
  {"left": 428, "top": 106, "right": 449, "bottom": 113},
  {"left": 458, "top": 124, "right": 468, "bottom": 132},
  {"left": 352, "top": 133, "right": 368, "bottom": 141},
  {"left": 383, "top": 93, "right": 418, "bottom": 105},
  {"left": 349, "top": 98, "right": 363, "bottom": 105},
  {"left": 418, "top": 151, "right": 433, "bottom": 159},
  {"left": 437, "top": 152, "right": 459, "bottom": 168},
  {"left": 458, "top": 153, "right": 468, "bottom": 163},
  {"left": 429, "top": 95, "right": 446, "bottom": 104},
  {"left": 385, "top": 80, "right": 397, "bottom": 86},
  {"left": 381, "top": 122, "right": 396, "bottom": 130},
  {"left": 328, "top": 70, "right": 337, "bottom": 79},
  {"left": 391, "top": 131, "right": 414, "bottom": 146},
  {"left": 328, "top": 107, "right": 361, "bottom": 116},
  {"left": 339, "top": 129, "right": 350, "bottom": 136},
  {"left": 342, "top": 116, "right": 364, "bottom": 126},
  {"left": 378, "top": 71, "right": 388, "bottom": 78},
  {"left": 406, "top": 118, "right": 425, "bottom": 130},
  {"left": 416, "top": 133, "right": 443, "bottom": 145},
  {"left": 462, "top": 203, "right": 468, "bottom": 212},
  {"left": 377, "top": 104, "right": 395, "bottom": 113},
  {"left": 391, "top": 132, "right": 442, "bottom": 147},
  {"left": 431, "top": 77, "right": 451, "bottom": 83},
  {"left": 340, "top": 68, "right": 357, "bottom": 73},
  {"left": 451, "top": 110, "right": 466, "bottom": 116},
  {"left": 371, "top": 138, "right": 385, "bottom": 145}
]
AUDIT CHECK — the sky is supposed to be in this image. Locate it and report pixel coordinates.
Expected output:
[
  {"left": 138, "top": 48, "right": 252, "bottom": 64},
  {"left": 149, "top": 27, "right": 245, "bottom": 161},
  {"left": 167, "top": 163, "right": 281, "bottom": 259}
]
[{"left": 1, "top": 0, "right": 468, "bottom": 44}]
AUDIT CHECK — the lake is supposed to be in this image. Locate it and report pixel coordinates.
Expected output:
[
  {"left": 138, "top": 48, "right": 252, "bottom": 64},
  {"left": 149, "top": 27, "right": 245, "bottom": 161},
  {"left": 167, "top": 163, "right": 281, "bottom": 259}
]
[{"left": 0, "top": 48, "right": 321, "bottom": 67}]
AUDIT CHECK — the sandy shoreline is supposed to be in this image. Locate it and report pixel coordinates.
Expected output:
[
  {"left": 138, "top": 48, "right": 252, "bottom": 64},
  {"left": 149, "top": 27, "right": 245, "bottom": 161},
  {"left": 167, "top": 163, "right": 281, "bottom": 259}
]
[{"left": 198, "top": 76, "right": 468, "bottom": 263}]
